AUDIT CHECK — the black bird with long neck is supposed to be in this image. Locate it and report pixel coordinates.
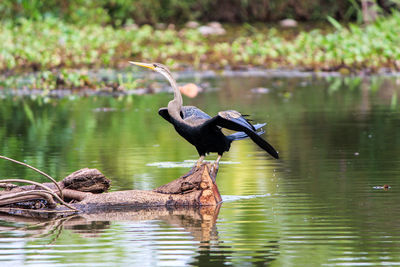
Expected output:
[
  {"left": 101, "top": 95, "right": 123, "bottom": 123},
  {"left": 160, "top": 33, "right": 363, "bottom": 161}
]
[{"left": 130, "top": 62, "right": 279, "bottom": 171}]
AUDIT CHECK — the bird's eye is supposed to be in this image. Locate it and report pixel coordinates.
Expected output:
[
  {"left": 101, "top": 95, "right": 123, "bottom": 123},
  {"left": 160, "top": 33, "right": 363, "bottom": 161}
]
[{"left": 153, "top": 64, "right": 157, "bottom": 68}]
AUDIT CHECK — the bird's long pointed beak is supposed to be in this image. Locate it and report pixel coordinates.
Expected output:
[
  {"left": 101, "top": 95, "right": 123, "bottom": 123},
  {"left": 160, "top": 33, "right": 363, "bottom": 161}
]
[{"left": 129, "top": 61, "right": 155, "bottom": 70}]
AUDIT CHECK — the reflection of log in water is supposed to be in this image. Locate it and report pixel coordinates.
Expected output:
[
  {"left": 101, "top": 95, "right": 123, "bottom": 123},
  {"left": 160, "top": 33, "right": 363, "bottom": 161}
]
[{"left": 0, "top": 205, "right": 221, "bottom": 243}]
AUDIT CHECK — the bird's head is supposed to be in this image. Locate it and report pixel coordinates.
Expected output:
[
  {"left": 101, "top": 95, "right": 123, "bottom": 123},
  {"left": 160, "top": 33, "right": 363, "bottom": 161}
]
[
  {"left": 130, "top": 61, "right": 182, "bottom": 107},
  {"left": 129, "top": 61, "right": 172, "bottom": 80}
]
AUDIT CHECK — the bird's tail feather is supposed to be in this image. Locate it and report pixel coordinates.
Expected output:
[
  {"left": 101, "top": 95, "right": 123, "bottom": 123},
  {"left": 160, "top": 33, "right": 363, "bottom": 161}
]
[
  {"left": 246, "top": 130, "right": 279, "bottom": 159},
  {"left": 226, "top": 122, "right": 279, "bottom": 159},
  {"left": 226, "top": 131, "right": 248, "bottom": 141},
  {"left": 226, "top": 123, "right": 266, "bottom": 141},
  {"left": 253, "top": 123, "right": 266, "bottom": 130}
]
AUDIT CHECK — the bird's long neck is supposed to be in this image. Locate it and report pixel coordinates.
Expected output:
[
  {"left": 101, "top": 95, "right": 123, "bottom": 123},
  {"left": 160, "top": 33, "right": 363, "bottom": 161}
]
[
  {"left": 166, "top": 73, "right": 182, "bottom": 107},
  {"left": 164, "top": 72, "right": 184, "bottom": 122}
]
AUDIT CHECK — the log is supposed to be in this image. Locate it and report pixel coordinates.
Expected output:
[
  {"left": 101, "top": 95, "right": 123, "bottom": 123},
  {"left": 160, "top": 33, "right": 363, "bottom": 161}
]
[
  {"left": 62, "top": 168, "right": 111, "bottom": 193},
  {"left": 0, "top": 168, "right": 110, "bottom": 195},
  {"left": 73, "top": 163, "right": 222, "bottom": 213},
  {"left": 0, "top": 163, "right": 222, "bottom": 216}
]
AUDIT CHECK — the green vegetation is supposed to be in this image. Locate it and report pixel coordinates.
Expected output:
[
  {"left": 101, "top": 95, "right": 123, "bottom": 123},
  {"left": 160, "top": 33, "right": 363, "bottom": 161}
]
[
  {"left": 0, "top": 18, "right": 205, "bottom": 72},
  {"left": 214, "top": 14, "right": 400, "bottom": 72},
  {"left": 1, "top": 13, "right": 400, "bottom": 77},
  {"left": 1, "top": 1, "right": 400, "bottom": 90}
]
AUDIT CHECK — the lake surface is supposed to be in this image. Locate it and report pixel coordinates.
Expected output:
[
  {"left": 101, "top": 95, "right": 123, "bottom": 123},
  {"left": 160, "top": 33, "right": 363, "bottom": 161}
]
[{"left": 1, "top": 72, "right": 400, "bottom": 266}]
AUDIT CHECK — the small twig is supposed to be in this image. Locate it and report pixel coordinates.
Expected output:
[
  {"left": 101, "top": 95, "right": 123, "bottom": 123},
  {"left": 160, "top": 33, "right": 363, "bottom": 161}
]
[
  {"left": 0, "top": 180, "right": 78, "bottom": 211},
  {"left": 0, "top": 190, "right": 57, "bottom": 208},
  {"left": 0, "top": 178, "right": 57, "bottom": 194},
  {"left": 0, "top": 178, "right": 74, "bottom": 202},
  {"left": 0, "top": 155, "right": 63, "bottom": 199}
]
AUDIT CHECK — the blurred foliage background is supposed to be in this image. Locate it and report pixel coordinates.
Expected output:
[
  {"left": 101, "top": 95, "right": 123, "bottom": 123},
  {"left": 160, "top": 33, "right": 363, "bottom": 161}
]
[
  {"left": 0, "top": 0, "right": 395, "bottom": 25},
  {"left": 1, "top": 0, "right": 400, "bottom": 82}
]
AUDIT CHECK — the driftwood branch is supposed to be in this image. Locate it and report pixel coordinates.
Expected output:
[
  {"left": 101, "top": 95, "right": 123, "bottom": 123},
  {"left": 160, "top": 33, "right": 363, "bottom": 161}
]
[
  {"left": 0, "top": 155, "right": 64, "bottom": 199},
  {"left": 62, "top": 168, "right": 110, "bottom": 193},
  {"left": 0, "top": 190, "right": 57, "bottom": 208},
  {"left": 0, "top": 179, "right": 78, "bottom": 211},
  {"left": 0, "top": 161, "right": 222, "bottom": 217},
  {"left": 0, "top": 167, "right": 109, "bottom": 212},
  {"left": 72, "top": 163, "right": 221, "bottom": 212}
]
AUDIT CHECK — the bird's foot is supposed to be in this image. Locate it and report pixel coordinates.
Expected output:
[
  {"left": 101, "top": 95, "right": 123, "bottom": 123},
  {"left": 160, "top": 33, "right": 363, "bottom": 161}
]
[
  {"left": 193, "top": 156, "right": 205, "bottom": 171},
  {"left": 209, "top": 162, "right": 219, "bottom": 181},
  {"left": 210, "top": 163, "right": 218, "bottom": 173},
  {"left": 209, "top": 155, "right": 221, "bottom": 182},
  {"left": 195, "top": 161, "right": 202, "bottom": 170}
]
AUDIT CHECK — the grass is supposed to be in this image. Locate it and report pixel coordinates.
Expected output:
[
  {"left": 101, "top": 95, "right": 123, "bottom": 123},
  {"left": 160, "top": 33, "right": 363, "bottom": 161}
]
[{"left": 1, "top": 13, "right": 400, "bottom": 90}]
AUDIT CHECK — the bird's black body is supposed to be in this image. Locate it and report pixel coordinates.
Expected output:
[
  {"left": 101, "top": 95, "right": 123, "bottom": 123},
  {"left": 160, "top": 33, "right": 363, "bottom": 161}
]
[
  {"left": 159, "top": 106, "right": 279, "bottom": 159},
  {"left": 130, "top": 61, "right": 279, "bottom": 166}
]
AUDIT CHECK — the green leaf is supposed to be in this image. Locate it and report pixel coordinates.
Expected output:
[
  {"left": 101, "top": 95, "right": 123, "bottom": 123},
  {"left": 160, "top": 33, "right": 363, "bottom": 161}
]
[{"left": 327, "top": 16, "right": 342, "bottom": 31}]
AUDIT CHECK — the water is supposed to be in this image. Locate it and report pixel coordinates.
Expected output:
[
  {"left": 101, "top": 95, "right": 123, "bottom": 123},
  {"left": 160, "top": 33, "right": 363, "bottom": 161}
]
[{"left": 1, "top": 73, "right": 400, "bottom": 266}]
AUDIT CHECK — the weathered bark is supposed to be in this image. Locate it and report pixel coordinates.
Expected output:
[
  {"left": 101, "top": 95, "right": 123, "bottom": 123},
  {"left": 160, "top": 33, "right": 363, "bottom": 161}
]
[
  {"left": 0, "top": 168, "right": 110, "bottom": 195},
  {"left": 62, "top": 168, "right": 111, "bottom": 193},
  {"left": 73, "top": 163, "right": 222, "bottom": 213},
  {"left": 0, "top": 163, "right": 222, "bottom": 216}
]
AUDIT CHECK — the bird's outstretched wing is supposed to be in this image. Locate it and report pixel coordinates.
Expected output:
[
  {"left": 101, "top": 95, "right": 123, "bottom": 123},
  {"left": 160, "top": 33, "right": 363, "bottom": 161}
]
[
  {"left": 203, "top": 110, "right": 279, "bottom": 159},
  {"left": 181, "top": 106, "right": 211, "bottom": 120},
  {"left": 158, "top": 106, "right": 211, "bottom": 124}
]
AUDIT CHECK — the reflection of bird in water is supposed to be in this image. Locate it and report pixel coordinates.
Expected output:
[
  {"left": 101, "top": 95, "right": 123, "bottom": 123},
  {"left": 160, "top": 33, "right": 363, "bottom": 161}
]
[{"left": 130, "top": 62, "right": 279, "bottom": 171}]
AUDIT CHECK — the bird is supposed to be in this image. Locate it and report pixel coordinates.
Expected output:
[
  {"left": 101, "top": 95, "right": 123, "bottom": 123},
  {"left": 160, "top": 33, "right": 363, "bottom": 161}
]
[{"left": 129, "top": 61, "right": 279, "bottom": 171}]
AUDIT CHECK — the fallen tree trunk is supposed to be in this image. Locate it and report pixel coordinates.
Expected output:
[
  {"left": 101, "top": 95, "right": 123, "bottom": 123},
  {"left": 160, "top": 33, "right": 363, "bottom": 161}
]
[{"left": 0, "top": 163, "right": 222, "bottom": 216}]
